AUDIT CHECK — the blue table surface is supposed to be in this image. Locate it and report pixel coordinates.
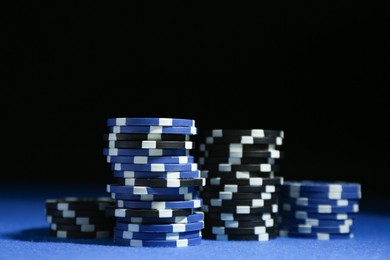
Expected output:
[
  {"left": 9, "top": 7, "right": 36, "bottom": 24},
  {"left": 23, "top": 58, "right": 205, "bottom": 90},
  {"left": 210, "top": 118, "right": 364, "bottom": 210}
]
[{"left": 1, "top": 182, "right": 389, "bottom": 260}]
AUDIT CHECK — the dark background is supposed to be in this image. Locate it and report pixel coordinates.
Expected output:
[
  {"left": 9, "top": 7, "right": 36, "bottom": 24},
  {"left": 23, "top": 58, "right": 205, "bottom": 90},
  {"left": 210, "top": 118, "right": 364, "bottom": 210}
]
[{"left": 2, "top": 3, "right": 388, "bottom": 196}]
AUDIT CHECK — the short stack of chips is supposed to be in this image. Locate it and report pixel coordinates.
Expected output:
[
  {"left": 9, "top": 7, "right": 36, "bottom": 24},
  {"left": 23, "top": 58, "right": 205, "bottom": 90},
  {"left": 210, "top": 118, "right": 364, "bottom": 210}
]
[
  {"left": 198, "top": 129, "right": 285, "bottom": 241},
  {"left": 45, "top": 197, "right": 115, "bottom": 238},
  {"left": 103, "top": 117, "right": 205, "bottom": 247},
  {"left": 278, "top": 181, "right": 361, "bottom": 240}
]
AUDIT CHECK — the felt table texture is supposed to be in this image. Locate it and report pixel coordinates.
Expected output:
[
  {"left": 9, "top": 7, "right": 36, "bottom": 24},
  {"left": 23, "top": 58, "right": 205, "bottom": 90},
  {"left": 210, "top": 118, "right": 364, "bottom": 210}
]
[{"left": 0, "top": 182, "right": 389, "bottom": 260}]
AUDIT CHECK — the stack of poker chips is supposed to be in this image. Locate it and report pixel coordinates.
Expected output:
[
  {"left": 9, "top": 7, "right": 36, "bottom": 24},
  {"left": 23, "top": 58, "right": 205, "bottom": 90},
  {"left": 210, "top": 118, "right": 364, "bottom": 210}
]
[
  {"left": 103, "top": 118, "right": 205, "bottom": 247},
  {"left": 45, "top": 197, "right": 115, "bottom": 238},
  {"left": 198, "top": 129, "right": 285, "bottom": 241},
  {"left": 278, "top": 181, "right": 361, "bottom": 240}
]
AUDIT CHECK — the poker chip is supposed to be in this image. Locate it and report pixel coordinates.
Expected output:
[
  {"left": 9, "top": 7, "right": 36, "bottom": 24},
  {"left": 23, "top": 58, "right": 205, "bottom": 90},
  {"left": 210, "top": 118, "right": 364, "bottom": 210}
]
[
  {"left": 115, "top": 221, "right": 204, "bottom": 232},
  {"left": 201, "top": 163, "right": 279, "bottom": 172},
  {"left": 111, "top": 162, "right": 198, "bottom": 172},
  {"left": 205, "top": 212, "right": 276, "bottom": 221},
  {"left": 116, "top": 178, "right": 204, "bottom": 188},
  {"left": 107, "top": 118, "right": 195, "bottom": 127},
  {"left": 50, "top": 223, "right": 113, "bottom": 232},
  {"left": 116, "top": 212, "right": 204, "bottom": 224},
  {"left": 107, "top": 184, "right": 198, "bottom": 195},
  {"left": 198, "top": 128, "right": 285, "bottom": 240},
  {"left": 203, "top": 197, "right": 278, "bottom": 207},
  {"left": 114, "top": 229, "right": 201, "bottom": 240},
  {"left": 44, "top": 197, "right": 115, "bottom": 238},
  {"left": 279, "top": 230, "right": 355, "bottom": 240},
  {"left": 115, "top": 198, "right": 202, "bottom": 209},
  {"left": 104, "top": 118, "right": 204, "bottom": 247},
  {"left": 203, "top": 150, "right": 283, "bottom": 159},
  {"left": 280, "top": 202, "right": 359, "bottom": 213},
  {"left": 110, "top": 126, "right": 197, "bottom": 135},
  {"left": 114, "top": 236, "right": 202, "bottom": 247},
  {"left": 201, "top": 204, "right": 279, "bottom": 214},
  {"left": 103, "top": 148, "right": 190, "bottom": 156},
  {"left": 277, "top": 216, "right": 353, "bottom": 227},
  {"left": 280, "top": 190, "right": 362, "bottom": 200},
  {"left": 278, "top": 180, "right": 362, "bottom": 239},
  {"left": 207, "top": 176, "right": 284, "bottom": 186},
  {"left": 199, "top": 157, "right": 276, "bottom": 165},
  {"left": 281, "top": 197, "right": 359, "bottom": 207},
  {"left": 279, "top": 211, "right": 357, "bottom": 220},
  {"left": 278, "top": 224, "right": 352, "bottom": 234},
  {"left": 113, "top": 170, "right": 200, "bottom": 179},
  {"left": 110, "top": 192, "right": 198, "bottom": 201},
  {"left": 202, "top": 231, "right": 278, "bottom": 241},
  {"left": 107, "top": 206, "right": 194, "bottom": 218},
  {"left": 104, "top": 133, "right": 191, "bottom": 141},
  {"left": 45, "top": 197, "right": 114, "bottom": 211},
  {"left": 200, "top": 144, "right": 277, "bottom": 152},
  {"left": 201, "top": 129, "right": 284, "bottom": 138},
  {"left": 282, "top": 181, "right": 361, "bottom": 194},
  {"left": 49, "top": 230, "right": 112, "bottom": 239},
  {"left": 204, "top": 136, "right": 283, "bottom": 145},
  {"left": 107, "top": 140, "right": 194, "bottom": 149},
  {"left": 203, "top": 226, "right": 277, "bottom": 235},
  {"left": 201, "top": 170, "right": 274, "bottom": 179},
  {"left": 201, "top": 191, "right": 275, "bottom": 200},
  {"left": 107, "top": 156, "right": 195, "bottom": 164},
  {"left": 46, "top": 216, "right": 114, "bottom": 225},
  {"left": 201, "top": 184, "right": 279, "bottom": 193},
  {"left": 45, "top": 208, "right": 109, "bottom": 218},
  {"left": 204, "top": 218, "right": 275, "bottom": 228}
]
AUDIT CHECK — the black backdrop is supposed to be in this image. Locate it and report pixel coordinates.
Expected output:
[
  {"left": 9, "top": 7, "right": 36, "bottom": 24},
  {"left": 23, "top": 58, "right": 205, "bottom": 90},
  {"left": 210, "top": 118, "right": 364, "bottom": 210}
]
[{"left": 2, "top": 3, "right": 388, "bottom": 196}]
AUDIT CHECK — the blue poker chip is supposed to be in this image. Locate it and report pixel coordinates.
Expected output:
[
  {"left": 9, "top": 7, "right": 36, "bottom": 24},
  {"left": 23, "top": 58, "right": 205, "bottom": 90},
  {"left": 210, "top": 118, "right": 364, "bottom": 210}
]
[
  {"left": 279, "top": 230, "right": 354, "bottom": 240},
  {"left": 115, "top": 221, "right": 204, "bottom": 233},
  {"left": 113, "top": 170, "right": 201, "bottom": 179},
  {"left": 281, "top": 197, "right": 359, "bottom": 207},
  {"left": 112, "top": 163, "right": 198, "bottom": 172},
  {"left": 279, "top": 211, "right": 357, "bottom": 220},
  {"left": 114, "top": 236, "right": 202, "bottom": 247},
  {"left": 107, "top": 118, "right": 195, "bottom": 127},
  {"left": 278, "top": 216, "right": 353, "bottom": 227},
  {"left": 279, "top": 224, "right": 352, "bottom": 234},
  {"left": 107, "top": 140, "right": 194, "bottom": 149},
  {"left": 116, "top": 178, "right": 204, "bottom": 188},
  {"left": 105, "top": 133, "right": 191, "bottom": 141},
  {"left": 282, "top": 181, "right": 361, "bottom": 193},
  {"left": 281, "top": 202, "right": 359, "bottom": 213},
  {"left": 110, "top": 208, "right": 194, "bottom": 218},
  {"left": 115, "top": 198, "right": 202, "bottom": 209},
  {"left": 110, "top": 192, "right": 198, "bottom": 201},
  {"left": 114, "top": 229, "right": 201, "bottom": 240},
  {"left": 280, "top": 190, "right": 362, "bottom": 200},
  {"left": 107, "top": 156, "right": 194, "bottom": 164},
  {"left": 103, "top": 148, "right": 189, "bottom": 156},
  {"left": 107, "top": 184, "right": 198, "bottom": 195},
  {"left": 110, "top": 126, "right": 197, "bottom": 135},
  {"left": 116, "top": 212, "right": 204, "bottom": 224}
]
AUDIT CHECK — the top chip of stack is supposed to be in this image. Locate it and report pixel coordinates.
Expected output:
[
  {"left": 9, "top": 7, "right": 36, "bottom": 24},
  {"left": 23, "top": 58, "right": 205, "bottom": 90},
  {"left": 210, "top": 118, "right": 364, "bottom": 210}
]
[
  {"left": 45, "top": 197, "right": 115, "bottom": 239},
  {"left": 104, "top": 118, "right": 204, "bottom": 247},
  {"left": 198, "top": 129, "right": 285, "bottom": 241},
  {"left": 278, "top": 181, "right": 361, "bottom": 240}
]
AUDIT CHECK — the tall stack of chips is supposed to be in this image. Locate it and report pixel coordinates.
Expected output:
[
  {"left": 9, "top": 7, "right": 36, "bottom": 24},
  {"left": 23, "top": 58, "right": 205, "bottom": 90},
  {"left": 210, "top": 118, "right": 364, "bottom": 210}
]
[
  {"left": 278, "top": 181, "right": 361, "bottom": 240},
  {"left": 45, "top": 197, "right": 115, "bottom": 238},
  {"left": 103, "top": 118, "right": 205, "bottom": 247},
  {"left": 198, "top": 129, "right": 285, "bottom": 241}
]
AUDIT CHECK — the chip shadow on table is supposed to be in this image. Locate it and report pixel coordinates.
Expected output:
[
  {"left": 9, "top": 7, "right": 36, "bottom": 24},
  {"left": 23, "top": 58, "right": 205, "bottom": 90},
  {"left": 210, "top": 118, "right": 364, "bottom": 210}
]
[{"left": 4, "top": 227, "right": 115, "bottom": 246}]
